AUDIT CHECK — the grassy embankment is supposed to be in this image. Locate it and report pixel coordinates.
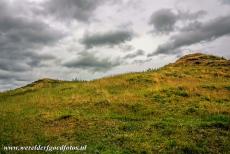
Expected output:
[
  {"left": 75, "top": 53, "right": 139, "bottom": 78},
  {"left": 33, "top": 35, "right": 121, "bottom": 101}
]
[{"left": 0, "top": 53, "right": 229, "bottom": 153}]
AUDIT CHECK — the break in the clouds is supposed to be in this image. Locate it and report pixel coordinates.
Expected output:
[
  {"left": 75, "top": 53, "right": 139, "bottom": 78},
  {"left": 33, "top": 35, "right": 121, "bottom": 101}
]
[
  {"left": 0, "top": 0, "right": 230, "bottom": 91},
  {"left": 80, "top": 30, "right": 134, "bottom": 48}
]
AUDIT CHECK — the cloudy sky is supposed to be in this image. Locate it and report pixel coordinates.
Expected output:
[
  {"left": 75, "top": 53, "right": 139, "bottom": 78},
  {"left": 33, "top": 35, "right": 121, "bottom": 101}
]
[{"left": 0, "top": 0, "right": 230, "bottom": 91}]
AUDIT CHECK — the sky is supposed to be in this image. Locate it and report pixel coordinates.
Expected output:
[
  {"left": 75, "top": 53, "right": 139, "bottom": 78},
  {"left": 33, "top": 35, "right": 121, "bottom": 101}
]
[{"left": 0, "top": 0, "right": 230, "bottom": 91}]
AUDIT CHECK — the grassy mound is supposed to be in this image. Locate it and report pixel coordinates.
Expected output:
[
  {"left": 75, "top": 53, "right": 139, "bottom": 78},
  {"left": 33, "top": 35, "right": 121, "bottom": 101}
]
[{"left": 0, "top": 53, "right": 229, "bottom": 153}]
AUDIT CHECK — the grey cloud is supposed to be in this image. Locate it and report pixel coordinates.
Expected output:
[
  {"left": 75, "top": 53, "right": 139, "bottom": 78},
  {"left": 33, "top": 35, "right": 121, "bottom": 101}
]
[
  {"left": 63, "top": 52, "right": 122, "bottom": 71},
  {"left": 124, "top": 49, "right": 145, "bottom": 59},
  {"left": 0, "top": 0, "right": 64, "bottom": 58},
  {"left": 180, "top": 21, "right": 202, "bottom": 32},
  {"left": 119, "top": 44, "right": 135, "bottom": 52},
  {"left": 149, "top": 9, "right": 177, "bottom": 34},
  {"left": 0, "top": 70, "right": 34, "bottom": 91},
  {"left": 0, "top": 0, "right": 65, "bottom": 89},
  {"left": 0, "top": 51, "right": 56, "bottom": 72},
  {"left": 44, "top": 0, "right": 120, "bottom": 22},
  {"left": 149, "top": 9, "right": 206, "bottom": 34},
  {"left": 177, "top": 10, "right": 206, "bottom": 21},
  {"left": 0, "top": 70, "right": 33, "bottom": 82},
  {"left": 220, "top": 0, "right": 230, "bottom": 5},
  {"left": 80, "top": 30, "right": 134, "bottom": 48},
  {"left": 0, "top": 0, "right": 64, "bottom": 45},
  {"left": 45, "top": 0, "right": 101, "bottom": 22},
  {"left": 0, "top": 16, "right": 64, "bottom": 46},
  {"left": 0, "top": 59, "right": 30, "bottom": 72},
  {"left": 24, "top": 52, "right": 56, "bottom": 67},
  {"left": 148, "top": 15, "right": 230, "bottom": 56},
  {"left": 0, "top": 71, "right": 18, "bottom": 81}
]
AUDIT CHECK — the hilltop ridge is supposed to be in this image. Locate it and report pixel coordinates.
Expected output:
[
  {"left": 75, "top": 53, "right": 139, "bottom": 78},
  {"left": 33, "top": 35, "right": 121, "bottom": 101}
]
[
  {"left": 15, "top": 53, "right": 230, "bottom": 91},
  {"left": 174, "top": 53, "right": 229, "bottom": 66}
]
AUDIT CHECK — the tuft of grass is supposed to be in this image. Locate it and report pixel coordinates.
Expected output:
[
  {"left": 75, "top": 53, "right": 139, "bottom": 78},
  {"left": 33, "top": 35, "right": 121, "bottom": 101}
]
[{"left": 200, "top": 114, "right": 230, "bottom": 130}]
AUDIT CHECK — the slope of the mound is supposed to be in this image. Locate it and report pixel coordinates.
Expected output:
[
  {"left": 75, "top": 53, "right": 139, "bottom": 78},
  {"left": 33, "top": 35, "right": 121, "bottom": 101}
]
[{"left": 0, "top": 53, "right": 229, "bottom": 154}]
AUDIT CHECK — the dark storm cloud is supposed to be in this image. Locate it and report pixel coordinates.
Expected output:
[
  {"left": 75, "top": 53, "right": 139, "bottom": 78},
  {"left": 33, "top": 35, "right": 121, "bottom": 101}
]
[
  {"left": 124, "top": 49, "right": 145, "bottom": 59},
  {"left": 148, "top": 15, "right": 230, "bottom": 56},
  {"left": 0, "top": 16, "right": 63, "bottom": 47},
  {"left": 0, "top": 0, "right": 65, "bottom": 87},
  {"left": 0, "top": 0, "right": 64, "bottom": 45},
  {"left": 149, "top": 9, "right": 206, "bottom": 34},
  {"left": 63, "top": 52, "right": 122, "bottom": 71},
  {"left": 80, "top": 30, "right": 134, "bottom": 48},
  {"left": 0, "top": 0, "right": 64, "bottom": 60},
  {"left": 44, "top": 0, "right": 120, "bottom": 22}
]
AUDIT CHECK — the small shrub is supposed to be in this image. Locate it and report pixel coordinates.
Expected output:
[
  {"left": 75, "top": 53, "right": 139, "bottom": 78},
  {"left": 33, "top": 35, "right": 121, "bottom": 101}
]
[
  {"left": 162, "top": 87, "right": 189, "bottom": 97},
  {"left": 186, "top": 106, "right": 198, "bottom": 114},
  {"left": 201, "top": 84, "right": 217, "bottom": 90},
  {"left": 167, "top": 139, "right": 177, "bottom": 149},
  {"left": 180, "top": 146, "right": 201, "bottom": 154},
  {"left": 127, "top": 75, "right": 154, "bottom": 85},
  {"left": 151, "top": 93, "right": 167, "bottom": 104},
  {"left": 94, "top": 99, "right": 110, "bottom": 107},
  {"left": 224, "top": 86, "right": 230, "bottom": 91},
  {"left": 119, "top": 123, "right": 140, "bottom": 132}
]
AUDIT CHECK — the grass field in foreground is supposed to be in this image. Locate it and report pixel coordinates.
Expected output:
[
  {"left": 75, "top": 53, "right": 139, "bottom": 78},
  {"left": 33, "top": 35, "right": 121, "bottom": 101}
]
[{"left": 0, "top": 53, "right": 230, "bottom": 153}]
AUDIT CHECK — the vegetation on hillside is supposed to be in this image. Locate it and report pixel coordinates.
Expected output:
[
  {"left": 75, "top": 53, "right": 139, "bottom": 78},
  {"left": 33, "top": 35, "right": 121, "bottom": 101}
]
[{"left": 0, "top": 53, "right": 229, "bottom": 153}]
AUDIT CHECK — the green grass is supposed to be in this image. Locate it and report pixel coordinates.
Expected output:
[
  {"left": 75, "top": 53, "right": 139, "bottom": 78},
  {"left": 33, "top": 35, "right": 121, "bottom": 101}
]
[{"left": 0, "top": 53, "right": 230, "bottom": 153}]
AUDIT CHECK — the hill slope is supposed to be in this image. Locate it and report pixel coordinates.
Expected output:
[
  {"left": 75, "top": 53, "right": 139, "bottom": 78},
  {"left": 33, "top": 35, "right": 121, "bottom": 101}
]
[{"left": 0, "top": 53, "right": 230, "bottom": 153}]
